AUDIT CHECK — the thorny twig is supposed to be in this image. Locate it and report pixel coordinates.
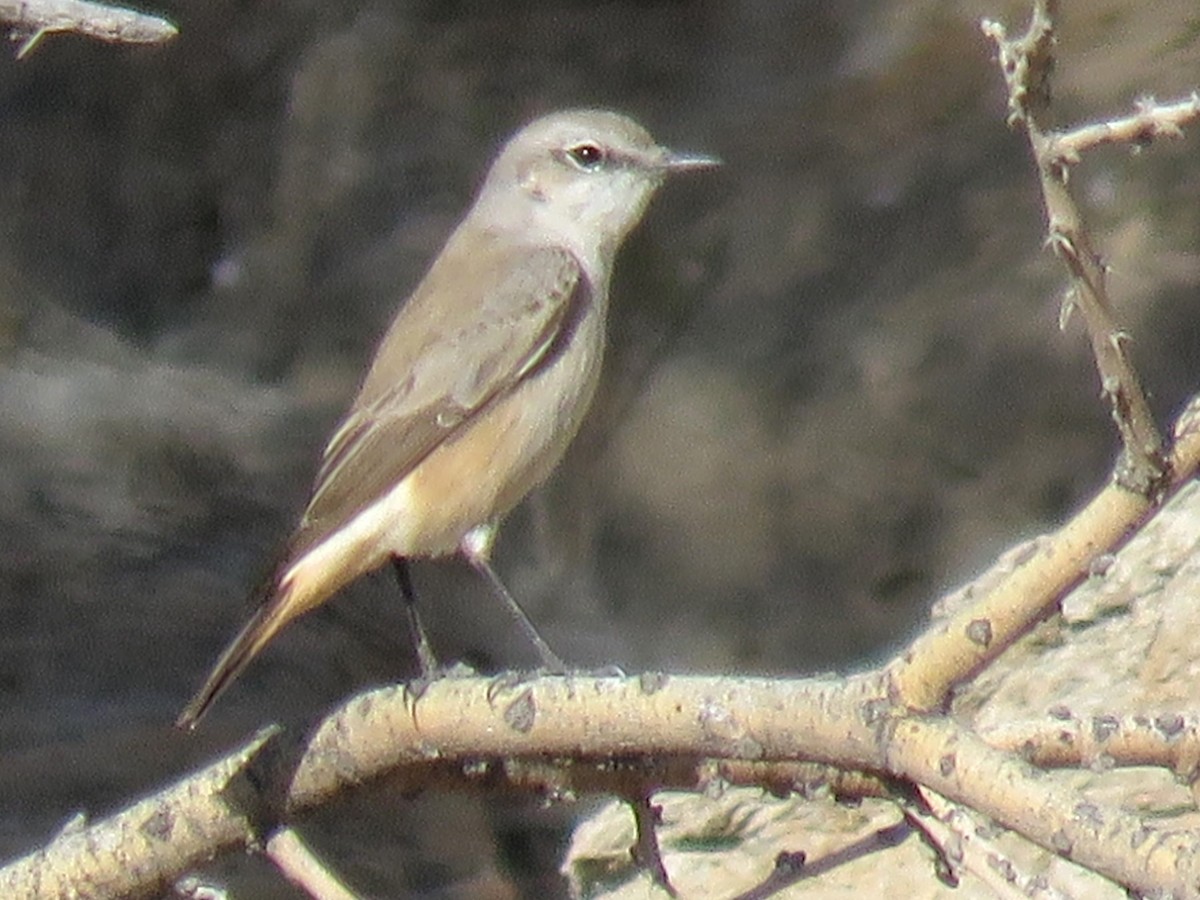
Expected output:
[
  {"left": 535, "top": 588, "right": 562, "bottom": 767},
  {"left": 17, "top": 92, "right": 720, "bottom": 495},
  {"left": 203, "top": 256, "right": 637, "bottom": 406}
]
[{"left": 982, "top": 0, "right": 1173, "bottom": 497}]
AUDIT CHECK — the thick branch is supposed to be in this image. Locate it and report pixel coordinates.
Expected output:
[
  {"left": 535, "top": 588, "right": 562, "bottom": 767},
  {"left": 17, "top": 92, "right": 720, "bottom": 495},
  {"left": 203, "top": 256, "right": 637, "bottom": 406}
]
[
  {"left": 0, "top": 675, "right": 884, "bottom": 899},
  {"left": 883, "top": 715, "right": 1198, "bottom": 895},
  {"left": 888, "top": 392, "right": 1200, "bottom": 711},
  {"left": 4, "top": 673, "right": 1200, "bottom": 897},
  {"left": 982, "top": 713, "right": 1200, "bottom": 773}
]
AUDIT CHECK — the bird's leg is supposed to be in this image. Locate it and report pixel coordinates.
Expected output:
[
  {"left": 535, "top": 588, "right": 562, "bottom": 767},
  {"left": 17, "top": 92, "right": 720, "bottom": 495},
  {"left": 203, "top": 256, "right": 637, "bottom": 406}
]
[
  {"left": 391, "top": 557, "right": 440, "bottom": 678},
  {"left": 461, "top": 524, "right": 567, "bottom": 673},
  {"left": 472, "top": 556, "right": 568, "bottom": 674}
]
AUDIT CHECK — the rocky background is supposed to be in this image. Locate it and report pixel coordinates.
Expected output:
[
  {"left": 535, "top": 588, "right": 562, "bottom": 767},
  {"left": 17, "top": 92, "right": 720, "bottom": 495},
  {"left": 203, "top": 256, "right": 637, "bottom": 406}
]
[{"left": 1, "top": 1, "right": 1199, "bottom": 896}]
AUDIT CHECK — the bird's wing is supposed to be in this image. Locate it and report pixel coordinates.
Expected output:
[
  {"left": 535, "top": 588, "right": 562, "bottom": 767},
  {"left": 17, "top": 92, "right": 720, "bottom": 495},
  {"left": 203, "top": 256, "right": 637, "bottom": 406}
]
[{"left": 288, "top": 243, "right": 585, "bottom": 559}]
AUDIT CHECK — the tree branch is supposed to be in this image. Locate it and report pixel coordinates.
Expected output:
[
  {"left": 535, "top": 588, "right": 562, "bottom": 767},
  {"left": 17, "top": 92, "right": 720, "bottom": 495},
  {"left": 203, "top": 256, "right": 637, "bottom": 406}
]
[
  {"left": 982, "top": 712, "right": 1200, "bottom": 773},
  {"left": 265, "top": 828, "right": 363, "bottom": 900},
  {"left": 5, "top": 669, "right": 1200, "bottom": 897},
  {"left": 982, "top": 1, "right": 1170, "bottom": 497},
  {"left": 888, "top": 391, "right": 1200, "bottom": 712},
  {"left": 0, "top": 0, "right": 177, "bottom": 57}
]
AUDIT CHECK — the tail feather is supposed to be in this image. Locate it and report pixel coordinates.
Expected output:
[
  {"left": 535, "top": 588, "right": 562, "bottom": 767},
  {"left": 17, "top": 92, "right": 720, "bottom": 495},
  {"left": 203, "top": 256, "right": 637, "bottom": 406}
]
[
  {"left": 176, "top": 530, "right": 371, "bottom": 729},
  {"left": 175, "top": 584, "right": 297, "bottom": 730}
]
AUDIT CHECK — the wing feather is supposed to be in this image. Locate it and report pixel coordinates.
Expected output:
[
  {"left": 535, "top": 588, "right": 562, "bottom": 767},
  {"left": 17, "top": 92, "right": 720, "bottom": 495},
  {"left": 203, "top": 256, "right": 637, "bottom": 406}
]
[{"left": 288, "top": 241, "right": 583, "bottom": 559}]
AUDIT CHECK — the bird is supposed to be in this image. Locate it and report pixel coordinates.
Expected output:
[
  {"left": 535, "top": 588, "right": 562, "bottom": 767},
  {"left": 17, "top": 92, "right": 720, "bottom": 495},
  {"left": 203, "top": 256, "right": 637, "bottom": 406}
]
[{"left": 176, "top": 108, "right": 718, "bottom": 729}]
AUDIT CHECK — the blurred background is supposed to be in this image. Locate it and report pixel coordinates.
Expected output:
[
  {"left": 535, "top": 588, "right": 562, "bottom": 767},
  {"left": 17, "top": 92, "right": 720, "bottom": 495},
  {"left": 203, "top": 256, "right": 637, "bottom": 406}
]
[{"left": 1, "top": 0, "right": 1199, "bottom": 896}]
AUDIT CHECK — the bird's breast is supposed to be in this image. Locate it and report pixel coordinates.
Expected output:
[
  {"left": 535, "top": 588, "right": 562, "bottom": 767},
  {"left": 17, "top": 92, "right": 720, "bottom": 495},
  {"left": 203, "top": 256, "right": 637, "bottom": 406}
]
[{"left": 398, "top": 298, "right": 607, "bottom": 556}]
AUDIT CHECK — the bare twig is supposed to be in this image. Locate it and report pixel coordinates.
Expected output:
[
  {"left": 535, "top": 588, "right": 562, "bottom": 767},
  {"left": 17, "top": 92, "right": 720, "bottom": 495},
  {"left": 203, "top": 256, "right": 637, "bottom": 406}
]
[
  {"left": 1049, "top": 94, "right": 1200, "bottom": 161},
  {"left": 265, "top": 828, "right": 362, "bottom": 900},
  {"left": 982, "top": 1, "right": 1170, "bottom": 497},
  {"left": 889, "top": 2, "right": 1200, "bottom": 709},
  {"left": 0, "top": 0, "right": 177, "bottom": 57},
  {"left": 628, "top": 793, "right": 676, "bottom": 897},
  {"left": 980, "top": 0, "right": 1056, "bottom": 125},
  {"left": 911, "top": 788, "right": 1072, "bottom": 899}
]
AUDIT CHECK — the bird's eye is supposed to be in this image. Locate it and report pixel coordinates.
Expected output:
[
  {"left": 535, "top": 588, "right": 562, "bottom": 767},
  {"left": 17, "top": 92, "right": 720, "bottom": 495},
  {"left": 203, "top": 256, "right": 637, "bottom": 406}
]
[{"left": 566, "top": 143, "right": 605, "bottom": 170}]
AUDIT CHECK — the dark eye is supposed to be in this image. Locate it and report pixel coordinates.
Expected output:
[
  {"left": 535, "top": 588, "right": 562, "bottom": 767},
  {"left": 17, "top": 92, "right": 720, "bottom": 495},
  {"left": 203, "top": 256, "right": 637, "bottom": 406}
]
[{"left": 567, "top": 143, "right": 605, "bottom": 170}]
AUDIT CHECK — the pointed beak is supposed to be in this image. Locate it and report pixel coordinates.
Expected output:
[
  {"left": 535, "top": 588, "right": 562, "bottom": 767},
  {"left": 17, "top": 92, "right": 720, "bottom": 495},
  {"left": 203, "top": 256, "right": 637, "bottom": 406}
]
[{"left": 658, "top": 149, "right": 722, "bottom": 172}]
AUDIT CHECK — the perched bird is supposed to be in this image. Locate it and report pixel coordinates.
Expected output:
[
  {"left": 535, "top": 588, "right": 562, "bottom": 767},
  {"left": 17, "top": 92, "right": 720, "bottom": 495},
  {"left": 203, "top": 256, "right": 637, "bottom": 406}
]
[{"left": 177, "top": 109, "right": 718, "bottom": 728}]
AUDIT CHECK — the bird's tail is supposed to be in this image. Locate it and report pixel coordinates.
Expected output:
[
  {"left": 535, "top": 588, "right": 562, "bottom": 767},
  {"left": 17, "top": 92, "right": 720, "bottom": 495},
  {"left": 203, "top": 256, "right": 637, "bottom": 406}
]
[
  {"left": 176, "top": 533, "right": 370, "bottom": 729},
  {"left": 175, "top": 579, "right": 298, "bottom": 731}
]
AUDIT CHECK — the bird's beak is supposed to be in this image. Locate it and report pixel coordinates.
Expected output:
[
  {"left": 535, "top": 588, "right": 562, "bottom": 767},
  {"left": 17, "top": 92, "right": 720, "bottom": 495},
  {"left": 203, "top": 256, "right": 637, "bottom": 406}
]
[{"left": 659, "top": 149, "right": 722, "bottom": 172}]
